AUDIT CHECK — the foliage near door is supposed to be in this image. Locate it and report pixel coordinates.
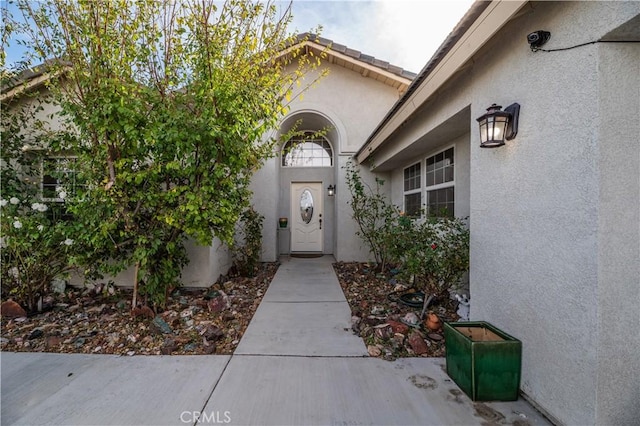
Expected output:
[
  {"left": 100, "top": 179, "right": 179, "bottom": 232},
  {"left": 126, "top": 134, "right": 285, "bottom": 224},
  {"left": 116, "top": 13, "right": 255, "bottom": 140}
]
[{"left": 4, "top": 0, "right": 325, "bottom": 307}]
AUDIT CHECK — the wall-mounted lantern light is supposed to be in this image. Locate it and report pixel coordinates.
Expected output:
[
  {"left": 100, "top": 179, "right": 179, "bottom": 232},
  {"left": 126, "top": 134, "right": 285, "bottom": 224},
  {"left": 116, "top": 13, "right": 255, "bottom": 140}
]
[
  {"left": 327, "top": 184, "right": 336, "bottom": 196},
  {"left": 476, "top": 103, "right": 520, "bottom": 148}
]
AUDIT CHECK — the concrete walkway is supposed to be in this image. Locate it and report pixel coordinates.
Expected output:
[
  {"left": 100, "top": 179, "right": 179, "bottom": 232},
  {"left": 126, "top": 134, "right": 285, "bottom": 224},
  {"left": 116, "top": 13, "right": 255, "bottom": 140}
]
[{"left": 1, "top": 256, "right": 551, "bottom": 425}]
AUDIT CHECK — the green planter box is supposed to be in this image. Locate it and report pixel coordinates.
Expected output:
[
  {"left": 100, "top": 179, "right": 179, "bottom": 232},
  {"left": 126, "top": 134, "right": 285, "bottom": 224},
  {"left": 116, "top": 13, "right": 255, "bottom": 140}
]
[{"left": 444, "top": 321, "right": 522, "bottom": 401}]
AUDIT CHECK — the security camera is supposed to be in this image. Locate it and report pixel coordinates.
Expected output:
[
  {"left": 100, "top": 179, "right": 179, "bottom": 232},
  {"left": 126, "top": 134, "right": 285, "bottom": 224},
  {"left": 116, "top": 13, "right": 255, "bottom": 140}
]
[{"left": 527, "top": 30, "right": 551, "bottom": 49}]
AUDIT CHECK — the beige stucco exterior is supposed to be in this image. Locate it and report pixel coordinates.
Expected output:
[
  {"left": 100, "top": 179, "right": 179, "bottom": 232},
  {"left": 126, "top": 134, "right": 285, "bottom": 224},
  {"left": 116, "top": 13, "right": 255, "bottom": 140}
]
[
  {"left": 4, "top": 2, "right": 638, "bottom": 423},
  {"left": 251, "top": 62, "right": 408, "bottom": 262},
  {"left": 360, "top": 1, "right": 639, "bottom": 424}
]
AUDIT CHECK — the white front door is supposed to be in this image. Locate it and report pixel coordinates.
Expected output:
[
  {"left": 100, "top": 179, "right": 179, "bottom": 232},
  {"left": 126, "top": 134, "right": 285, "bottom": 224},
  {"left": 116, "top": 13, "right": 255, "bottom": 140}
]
[{"left": 291, "top": 182, "right": 323, "bottom": 252}]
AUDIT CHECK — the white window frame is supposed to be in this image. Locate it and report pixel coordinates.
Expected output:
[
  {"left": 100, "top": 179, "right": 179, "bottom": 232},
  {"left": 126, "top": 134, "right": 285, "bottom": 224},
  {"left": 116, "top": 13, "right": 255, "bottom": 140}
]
[
  {"left": 281, "top": 132, "right": 334, "bottom": 168},
  {"left": 425, "top": 145, "right": 455, "bottom": 217},
  {"left": 403, "top": 162, "right": 422, "bottom": 218},
  {"left": 41, "top": 156, "right": 79, "bottom": 202}
]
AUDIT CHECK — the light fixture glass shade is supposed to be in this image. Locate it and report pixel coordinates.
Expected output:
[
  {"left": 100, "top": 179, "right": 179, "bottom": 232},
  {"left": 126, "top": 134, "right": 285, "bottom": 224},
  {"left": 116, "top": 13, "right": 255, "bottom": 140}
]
[
  {"left": 476, "top": 103, "right": 520, "bottom": 148},
  {"left": 477, "top": 104, "right": 509, "bottom": 148}
]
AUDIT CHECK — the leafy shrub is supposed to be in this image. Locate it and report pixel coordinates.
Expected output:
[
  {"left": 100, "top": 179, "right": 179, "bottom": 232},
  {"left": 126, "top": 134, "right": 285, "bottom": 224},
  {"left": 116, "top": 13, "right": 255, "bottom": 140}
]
[
  {"left": 231, "top": 206, "right": 264, "bottom": 277},
  {"left": 345, "top": 160, "right": 469, "bottom": 303},
  {"left": 388, "top": 214, "right": 470, "bottom": 300},
  {"left": 0, "top": 99, "right": 78, "bottom": 311},
  {"left": 344, "top": 160, "right": 399, "bottom": 270}
]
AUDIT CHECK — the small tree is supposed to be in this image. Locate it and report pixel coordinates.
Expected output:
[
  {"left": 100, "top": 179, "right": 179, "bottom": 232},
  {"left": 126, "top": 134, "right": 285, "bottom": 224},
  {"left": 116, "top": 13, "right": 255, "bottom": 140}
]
[
  {"left": 14, "top": 0, "right": 326, "bottom": 308},
  {"left": 344, "top": 159, "right": 399, "bottom": 271}
]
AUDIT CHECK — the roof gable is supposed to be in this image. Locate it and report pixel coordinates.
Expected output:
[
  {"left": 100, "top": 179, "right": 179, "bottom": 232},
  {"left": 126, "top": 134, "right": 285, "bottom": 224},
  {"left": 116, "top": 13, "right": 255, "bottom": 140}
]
[{"left": 289, "top": 33, "right": 415, "bottom": 94}]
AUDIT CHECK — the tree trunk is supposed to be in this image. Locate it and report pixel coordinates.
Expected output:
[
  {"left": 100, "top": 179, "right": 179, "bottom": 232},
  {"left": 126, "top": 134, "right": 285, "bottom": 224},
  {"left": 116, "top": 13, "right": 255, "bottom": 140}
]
[
  {"left": 420, "top": 294, "right": 434, "bottom": 320},
  {"left": 132, "top": 261, "right": 140, "bottom": 309}
]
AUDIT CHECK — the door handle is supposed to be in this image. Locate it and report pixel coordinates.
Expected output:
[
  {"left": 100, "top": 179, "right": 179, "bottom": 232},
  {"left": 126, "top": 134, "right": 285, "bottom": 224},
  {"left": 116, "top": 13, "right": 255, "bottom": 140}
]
[{"left": 319, "top": 218, "right": 322, "bottom": 230}]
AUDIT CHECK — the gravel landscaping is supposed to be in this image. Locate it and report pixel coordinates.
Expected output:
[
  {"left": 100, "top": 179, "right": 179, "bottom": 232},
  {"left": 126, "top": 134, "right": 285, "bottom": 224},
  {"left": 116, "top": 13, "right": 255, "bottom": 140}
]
[
  {"left": 334, "top": 261, "right": 462, "bottom": 360},
  {"left": 0, "top": 263, "right": 279, "bottom": 356}
]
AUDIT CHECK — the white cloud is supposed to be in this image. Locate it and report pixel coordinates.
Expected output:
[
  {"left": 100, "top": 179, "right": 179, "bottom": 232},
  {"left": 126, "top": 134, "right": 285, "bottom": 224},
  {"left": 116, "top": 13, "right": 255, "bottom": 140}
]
[{"left": 287, "top": 0, "right": 474, "bottom": 72}]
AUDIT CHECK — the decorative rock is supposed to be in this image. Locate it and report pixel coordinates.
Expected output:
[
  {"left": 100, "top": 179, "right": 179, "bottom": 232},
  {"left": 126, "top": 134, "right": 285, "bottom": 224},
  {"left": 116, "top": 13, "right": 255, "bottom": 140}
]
[
  {"left": 151, "top": 316, "right": 173, "bottom": 335},
  {"left": 394, "top": 332, "right": 406, "bottom": 342},
  {"left": 374, "top": 324, "right": 394, "bottom": 340},
  {"left": 131, "top": 305, "right": 154, "bottom": 319},
  {"left": 74, "top": 337, "right": 86, "bottom": 348},
  {"left": 205, "top": 289, "right": 220, "bottom": 300},
  {"left": 408, "top": 332, "right": 429, "bottom": 355},
  {"left": 387, "top": 320, "right": 410, "bottom": 335},
  {"left": 367, "top": 345, "right": 382, "bottom": 357},
  {"left": 161, "top": 339, "right": 177, "bottom": 355},
  {"left": 28, "top": 329, "right": 44, "bottom": 340},
  {"left": 208, "top": 292, "right": 230, "bottom": 313},
  {"left": 203, "top": 342, "right": 217, "bottom": 354},
  {"left": 183, "top": 343, "right": 197, "bottom": 352},
  {"left": 51, "top": 278, "right": 67, "bottom": 294},
  {"left": 1, "top": 300, "right": 27, "bottom": 318},
  {"left": 202, "top": 325, "right": 224, "bottom": 341},
  {"left": 351, "top": 316, "right": 361, "bottom": 333},
  {"left": 425, "top": 312, "right": 442, "bottom": 331},
  {"left": 402, "top": 312, "right": 420, "bottom": 326},
  {"left": 427, "top": 332, "right": 444, "bottom": 342},
  {"left": 371, "top": 305, "right": 385, "bottom": 315}
]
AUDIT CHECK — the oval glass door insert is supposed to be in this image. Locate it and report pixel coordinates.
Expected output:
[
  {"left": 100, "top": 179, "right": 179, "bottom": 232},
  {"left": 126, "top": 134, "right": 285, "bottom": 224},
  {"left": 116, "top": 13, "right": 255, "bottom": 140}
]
[{"left": 300, "top": 189, "right": 314, "bottom": 224}]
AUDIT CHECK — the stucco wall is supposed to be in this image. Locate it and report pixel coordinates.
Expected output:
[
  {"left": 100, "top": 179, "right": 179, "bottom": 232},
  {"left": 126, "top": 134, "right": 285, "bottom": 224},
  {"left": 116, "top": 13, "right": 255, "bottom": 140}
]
[
  {"left": 4, "top": 87, "right": 72, "bottom": 144},
  {"left": 249, "top": 156, "right": 279, "bottom": 261},
  {"left": 258, "top": 61, "right": 405, "bottom": 262},
  {"left": 334, "top": 155, "right": 392, "bottom": 262},
  {"left": 467, "top": 2, "right": 639, "bottom": 425},
  {"left": 595, "top": 41, "right": 640, "bottom": 425},
  {"left": 289, "top": 65, "right": 403, "bottom": 154},
  {"left": 369, "top": 1, "right": 639, "bottom": 424}
]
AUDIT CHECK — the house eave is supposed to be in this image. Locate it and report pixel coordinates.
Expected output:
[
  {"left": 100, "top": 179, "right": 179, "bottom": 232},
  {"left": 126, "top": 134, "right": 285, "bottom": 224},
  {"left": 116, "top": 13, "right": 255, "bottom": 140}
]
[
  {"left": 278, "top": 34, "right": 415, "bottom": 94},
  {"left": 356, "top": 0, "right": 529, "bottom": 166}
]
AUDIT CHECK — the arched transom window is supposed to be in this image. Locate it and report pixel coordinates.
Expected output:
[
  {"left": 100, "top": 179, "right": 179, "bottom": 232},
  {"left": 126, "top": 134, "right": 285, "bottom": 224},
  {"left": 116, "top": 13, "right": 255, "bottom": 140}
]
[{"left": 281, "top": 132, "right": 333, "bottom": 167}]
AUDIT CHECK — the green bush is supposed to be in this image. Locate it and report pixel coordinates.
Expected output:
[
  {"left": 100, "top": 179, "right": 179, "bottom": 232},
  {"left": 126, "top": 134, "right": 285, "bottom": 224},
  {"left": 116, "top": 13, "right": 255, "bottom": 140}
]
[
  {"left": 0, "top": 97, "right": 79, "bottom": 312},
  {"left": 388, "top": 214, "right": 470, "bottom": 300},
  {"left": 231, "top": 206, "right": 264, "bottom": 277},
  {"left": 344, "top": 160, "right": 399, "bottom": 271},
  {"left": 345, "top": 160, "right": 469, "bottom": 301}
]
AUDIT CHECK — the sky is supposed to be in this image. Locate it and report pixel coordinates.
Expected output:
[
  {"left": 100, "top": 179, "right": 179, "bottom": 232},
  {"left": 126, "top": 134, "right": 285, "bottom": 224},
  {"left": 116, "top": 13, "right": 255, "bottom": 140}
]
[
  {"left": 3, "top": 0, "right": 474, "bottom": 74},
  {"left": 284, "top": 0, "right": 475, "bottom": 73}
]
